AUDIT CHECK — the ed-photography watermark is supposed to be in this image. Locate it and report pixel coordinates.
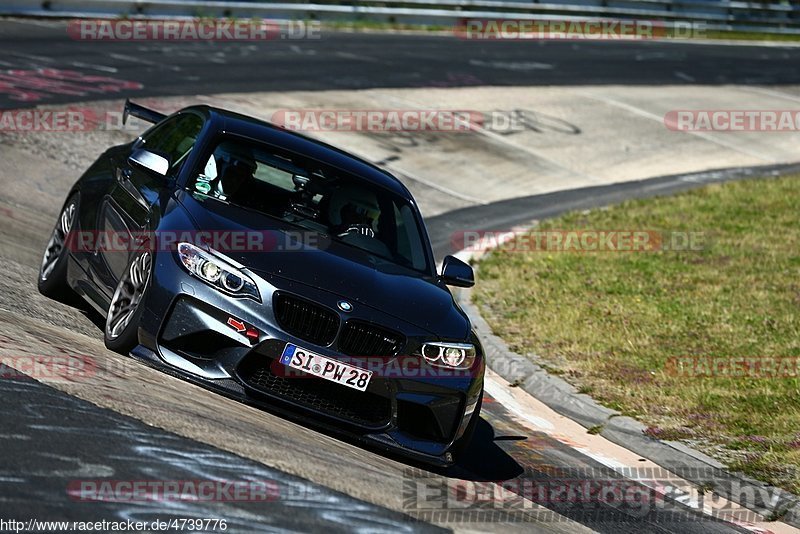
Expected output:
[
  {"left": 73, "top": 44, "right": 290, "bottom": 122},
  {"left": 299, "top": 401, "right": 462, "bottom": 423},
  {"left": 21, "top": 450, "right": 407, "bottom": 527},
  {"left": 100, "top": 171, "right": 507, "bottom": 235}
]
[
  {"left": 67, "top": 18, "right": 320, "bottom": 41},
  {"left": 454, "top": 18, "right": 706, "bottom": 40},
  {"left": 665, "top": 110, "right": 800, "bottom": 132},
  {"left": 451, "top": 230, "right": 706, "bottom": 253},
  {"left": 403, "top": 467, "right": 778, "bottom": 523}
]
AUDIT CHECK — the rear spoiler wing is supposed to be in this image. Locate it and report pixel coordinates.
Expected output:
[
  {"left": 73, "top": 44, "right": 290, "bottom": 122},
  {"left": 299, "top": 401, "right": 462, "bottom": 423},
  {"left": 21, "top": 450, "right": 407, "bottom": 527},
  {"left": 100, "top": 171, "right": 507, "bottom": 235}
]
[{"left": 122, "top": 99, "right": 167, "bottom": 125}]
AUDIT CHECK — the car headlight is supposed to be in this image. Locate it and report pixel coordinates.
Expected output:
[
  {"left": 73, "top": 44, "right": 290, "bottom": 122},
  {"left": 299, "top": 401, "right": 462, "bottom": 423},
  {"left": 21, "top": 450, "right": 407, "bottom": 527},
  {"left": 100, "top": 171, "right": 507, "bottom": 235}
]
[
  {"left": 421, "top": 342, "right": 476, "bottom": 369},
  {"left": 177, "top": 242, "right": 260, "bottom": 301}
]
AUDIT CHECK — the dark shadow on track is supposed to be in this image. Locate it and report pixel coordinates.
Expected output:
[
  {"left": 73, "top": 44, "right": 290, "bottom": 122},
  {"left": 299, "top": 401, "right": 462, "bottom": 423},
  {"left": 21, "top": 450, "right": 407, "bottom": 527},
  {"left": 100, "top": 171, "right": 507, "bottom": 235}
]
[{"left": 446, "top": 419, "right": 526, "bottom": 480}]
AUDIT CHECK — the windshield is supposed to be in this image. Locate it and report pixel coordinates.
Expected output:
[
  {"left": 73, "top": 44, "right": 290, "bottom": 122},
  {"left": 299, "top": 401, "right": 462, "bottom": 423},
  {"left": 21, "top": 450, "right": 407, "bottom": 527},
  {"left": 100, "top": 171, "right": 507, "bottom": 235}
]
[{"left": 189, "top": 137, "right": 431, "bottom": 273}]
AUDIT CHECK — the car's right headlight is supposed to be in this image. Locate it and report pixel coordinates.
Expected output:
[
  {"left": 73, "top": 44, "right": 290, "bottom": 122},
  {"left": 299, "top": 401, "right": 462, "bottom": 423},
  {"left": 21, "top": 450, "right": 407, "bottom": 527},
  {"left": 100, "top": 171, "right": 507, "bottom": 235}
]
[
  {"left": 177, "top": 242, "right": 260, "bottom": 301},
  {"left": 421, "top": 342, "right": 477, "bottom": 370}
]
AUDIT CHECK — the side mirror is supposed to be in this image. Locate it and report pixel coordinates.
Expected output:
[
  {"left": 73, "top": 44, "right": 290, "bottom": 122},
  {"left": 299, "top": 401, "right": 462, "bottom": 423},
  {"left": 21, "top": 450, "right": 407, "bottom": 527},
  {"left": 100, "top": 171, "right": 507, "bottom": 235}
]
[
  {"left": 440, "top": 255, "right": 474, "bottom": 288},
  {"left": 129, "top": 148, "right": 169, "bottom": 177}
]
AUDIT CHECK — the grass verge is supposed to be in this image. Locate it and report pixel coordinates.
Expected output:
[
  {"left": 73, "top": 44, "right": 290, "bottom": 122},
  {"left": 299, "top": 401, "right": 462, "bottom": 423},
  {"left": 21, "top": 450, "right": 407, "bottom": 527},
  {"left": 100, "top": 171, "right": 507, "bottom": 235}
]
[{"left": 473, "top": 175, "right": 800, "bottom": 494}]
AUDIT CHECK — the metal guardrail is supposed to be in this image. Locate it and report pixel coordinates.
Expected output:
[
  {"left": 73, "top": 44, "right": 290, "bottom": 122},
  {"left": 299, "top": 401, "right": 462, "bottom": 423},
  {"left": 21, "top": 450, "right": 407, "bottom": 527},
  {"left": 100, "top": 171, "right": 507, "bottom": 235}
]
[{"left": 1, "top": 0, "right": 799, "bottom": 34}]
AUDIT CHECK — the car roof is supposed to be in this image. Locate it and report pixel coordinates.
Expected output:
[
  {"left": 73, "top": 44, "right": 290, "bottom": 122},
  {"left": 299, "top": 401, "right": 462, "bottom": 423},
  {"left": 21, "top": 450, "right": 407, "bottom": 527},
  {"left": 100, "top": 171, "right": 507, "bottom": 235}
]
[{"left": 185, "top": 105, "right": 412, "bottom": 198}]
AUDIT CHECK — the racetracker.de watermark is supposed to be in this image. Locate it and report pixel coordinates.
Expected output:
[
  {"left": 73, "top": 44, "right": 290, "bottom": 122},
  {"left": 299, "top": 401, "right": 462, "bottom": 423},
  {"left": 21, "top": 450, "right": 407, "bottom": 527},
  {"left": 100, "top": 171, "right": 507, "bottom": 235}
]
[
  {"left": 68, "top": 480, "right": 279, "bottom": 502},
  {"left": 0, "top": 355, "right": 97, "bottom": 382},
  {"left": 454, "top": 19, "right": 706, "bottom": 40},
  {"left": 67, "top": 18, "right": 320, "bottom": 41},
  {"left": 451, "top": 230, "right": 706, "bottom": 253},
  {"left": 665, "top": 110, "right": 800, "bottom": 132},
  {"left": 63, "top": 230, "right": 331, "bottom": 254},
  {"left": 270, "top": 355, "right": 480, "bottom": 379},
  {"left": 0, "top": 109, "right": 169, "bottom": 133},
  {"left": 270, "top": 109, "right": 551, "bottom": 133},
  {"left": 272, "top": 109, "right": 484, "bottom": 132},
  {"left": 665, "top": 356, "right": 800, "bottom": 378},
  {"left": 0, "top": 109, "right": 89, "bottom": 132},
  {"left": 0, "top": 107, "right": 546, "bottom": 134}
]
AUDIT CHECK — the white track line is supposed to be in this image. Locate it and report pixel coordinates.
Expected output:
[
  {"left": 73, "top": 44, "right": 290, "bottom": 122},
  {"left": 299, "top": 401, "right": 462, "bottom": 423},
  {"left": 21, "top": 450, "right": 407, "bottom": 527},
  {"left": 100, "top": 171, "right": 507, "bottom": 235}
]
[
  {"left": 70, "top": 61, "right": 118, "bottom": 73},
  {"left": 387, "top": 163, "right": 488, "bottom": 205},
  {"left": 577, "top": 91, "right": 775, "bottom": 163},
  {"left": 737, "top": 86, "right": 800, "bottom": 104},
  {"left": 109, "top": 53, "right": 181, "bottom": 71},
  {"left": 8, "top": 52, "right": 54, "bottom": 63}
]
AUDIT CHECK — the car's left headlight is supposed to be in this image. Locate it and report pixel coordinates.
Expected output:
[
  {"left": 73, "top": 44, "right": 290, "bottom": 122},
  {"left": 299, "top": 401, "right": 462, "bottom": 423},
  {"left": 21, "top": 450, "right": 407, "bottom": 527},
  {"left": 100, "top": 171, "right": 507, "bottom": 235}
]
[
  {"left": 177, "top": 242, "right": 260, "bottom": 301},
  {"left": 421, "top": 342, "right": 477, "bottom": 370}
]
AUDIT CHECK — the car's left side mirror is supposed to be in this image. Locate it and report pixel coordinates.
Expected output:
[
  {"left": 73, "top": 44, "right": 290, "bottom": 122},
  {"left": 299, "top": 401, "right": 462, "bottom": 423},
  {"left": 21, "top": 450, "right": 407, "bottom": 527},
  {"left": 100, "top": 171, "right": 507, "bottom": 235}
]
[
  {"left": 440, "top": 255, "right": 474, "bottom": 288},
  {"left": 129, "top": 148, "right": 169, "bottom": 177}
]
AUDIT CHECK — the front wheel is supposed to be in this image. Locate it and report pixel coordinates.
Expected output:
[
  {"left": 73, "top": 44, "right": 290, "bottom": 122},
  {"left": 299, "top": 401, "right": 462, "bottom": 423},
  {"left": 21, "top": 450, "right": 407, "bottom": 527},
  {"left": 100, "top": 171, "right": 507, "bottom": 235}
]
[
  {"left": 38, "top": 195, "right": 78, "bottom": 301},
  {"left": 104, "top": 251, "right": 152, "bottom": 354}
]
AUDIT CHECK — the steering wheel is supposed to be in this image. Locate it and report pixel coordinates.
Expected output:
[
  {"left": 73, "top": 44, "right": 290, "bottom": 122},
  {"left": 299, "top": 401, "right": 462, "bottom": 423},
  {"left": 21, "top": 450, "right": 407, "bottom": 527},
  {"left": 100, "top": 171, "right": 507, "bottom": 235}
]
[{"left": 338, "top": 224, "right": 375, "bottom": 238}]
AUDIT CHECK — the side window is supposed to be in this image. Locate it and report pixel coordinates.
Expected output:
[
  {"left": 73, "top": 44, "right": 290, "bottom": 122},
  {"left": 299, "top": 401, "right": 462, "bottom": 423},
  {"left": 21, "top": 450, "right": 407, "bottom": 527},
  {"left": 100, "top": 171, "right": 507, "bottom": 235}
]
[{"left": 140, "top": 114, "right": 203, "bottom": 177}]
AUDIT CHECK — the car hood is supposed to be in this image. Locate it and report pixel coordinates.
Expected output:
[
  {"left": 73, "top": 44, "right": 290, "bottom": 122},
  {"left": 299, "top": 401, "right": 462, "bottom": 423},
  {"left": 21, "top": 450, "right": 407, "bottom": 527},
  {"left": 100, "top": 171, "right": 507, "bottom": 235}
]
[{"left": 176, "top": 191, "right": 470, "bottom": 338}]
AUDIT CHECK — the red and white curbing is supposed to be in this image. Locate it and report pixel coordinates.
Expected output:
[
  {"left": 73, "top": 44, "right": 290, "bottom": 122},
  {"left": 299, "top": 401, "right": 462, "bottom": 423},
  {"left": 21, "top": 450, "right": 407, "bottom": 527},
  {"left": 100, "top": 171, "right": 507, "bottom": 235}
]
[{"left": 449, "top": 227, "right": 800, "bottom": 533}]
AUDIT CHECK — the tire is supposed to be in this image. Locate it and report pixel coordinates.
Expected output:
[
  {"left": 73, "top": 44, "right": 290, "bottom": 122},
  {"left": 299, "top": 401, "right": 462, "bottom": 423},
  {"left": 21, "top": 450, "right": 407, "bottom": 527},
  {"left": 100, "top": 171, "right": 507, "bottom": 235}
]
[
  {"left": 38, "top": 194, "right": 79, "bottom": 302},
  {"left": 451, "top": 387, "right": 483, "bottom": 460},
  {"left": 104, "top": 251, "right": 152, "bottom": 354}
]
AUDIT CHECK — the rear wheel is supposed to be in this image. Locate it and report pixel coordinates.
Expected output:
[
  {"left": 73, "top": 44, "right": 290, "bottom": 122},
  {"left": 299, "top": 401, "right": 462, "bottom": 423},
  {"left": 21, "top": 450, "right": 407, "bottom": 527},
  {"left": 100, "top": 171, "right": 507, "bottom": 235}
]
[
  {"left": 38, "top": 195, "right": 78, "bottom": 301},
  {"left": 104, "top": 251, "right": 152, "bottom": 354}
]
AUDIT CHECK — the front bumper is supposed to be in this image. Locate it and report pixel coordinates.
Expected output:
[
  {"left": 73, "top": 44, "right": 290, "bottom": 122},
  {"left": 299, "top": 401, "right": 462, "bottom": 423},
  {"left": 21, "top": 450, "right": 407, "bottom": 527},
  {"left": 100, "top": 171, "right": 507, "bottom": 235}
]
[{"left": 136, "top": 252, "right": 484, "bottom": 465}]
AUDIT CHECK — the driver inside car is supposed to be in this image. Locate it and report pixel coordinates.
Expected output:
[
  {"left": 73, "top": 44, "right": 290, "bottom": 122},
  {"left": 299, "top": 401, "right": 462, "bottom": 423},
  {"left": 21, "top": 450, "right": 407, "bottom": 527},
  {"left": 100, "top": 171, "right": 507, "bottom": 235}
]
[
  {"left": 338, "top": 201, "right": 379, "bottom": 237},
  {"left": 328, "top": 186, "right": 381, "bottom": 238},
  {"left": 215, "top": 146, "right": 257, "bottom": 204}
]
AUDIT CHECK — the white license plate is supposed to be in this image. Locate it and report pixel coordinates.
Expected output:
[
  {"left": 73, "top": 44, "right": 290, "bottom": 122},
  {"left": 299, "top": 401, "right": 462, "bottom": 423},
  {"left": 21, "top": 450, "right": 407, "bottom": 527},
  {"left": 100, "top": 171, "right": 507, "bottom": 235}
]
[{"left": 279, "top": 343, "right": 372, "bottom": 392}]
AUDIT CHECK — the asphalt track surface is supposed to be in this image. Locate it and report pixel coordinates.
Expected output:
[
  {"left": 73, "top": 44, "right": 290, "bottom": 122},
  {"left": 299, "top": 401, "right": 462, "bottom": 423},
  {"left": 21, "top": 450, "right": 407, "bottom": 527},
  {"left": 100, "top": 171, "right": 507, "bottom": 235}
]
[
  {"left": 0, "top": 18, "right": 793, "bottom": 533},
  {"left": 1, "top": 18, "right": 800, "bottom": 109}
]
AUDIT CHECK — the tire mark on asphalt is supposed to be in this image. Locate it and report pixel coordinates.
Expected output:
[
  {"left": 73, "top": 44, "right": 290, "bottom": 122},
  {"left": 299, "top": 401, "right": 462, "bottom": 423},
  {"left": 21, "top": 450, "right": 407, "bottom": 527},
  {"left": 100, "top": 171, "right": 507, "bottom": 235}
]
[{"left": 0, "top": 376, "right": 444, "bottom": 533}]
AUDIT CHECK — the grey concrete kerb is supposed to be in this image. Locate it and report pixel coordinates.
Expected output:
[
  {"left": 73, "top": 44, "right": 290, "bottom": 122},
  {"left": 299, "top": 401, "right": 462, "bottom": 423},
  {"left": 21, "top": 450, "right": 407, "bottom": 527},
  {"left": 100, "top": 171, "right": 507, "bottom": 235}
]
[{"left": 452, "top": 198, "right": 800, "bottom": 528}]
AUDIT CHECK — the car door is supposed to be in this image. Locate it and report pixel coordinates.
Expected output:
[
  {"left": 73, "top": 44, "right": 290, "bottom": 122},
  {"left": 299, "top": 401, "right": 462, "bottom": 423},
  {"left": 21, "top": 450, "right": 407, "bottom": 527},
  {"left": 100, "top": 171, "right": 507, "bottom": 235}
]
[{"left": 92, "top": 113, "right": 204, "bottom": 299}]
